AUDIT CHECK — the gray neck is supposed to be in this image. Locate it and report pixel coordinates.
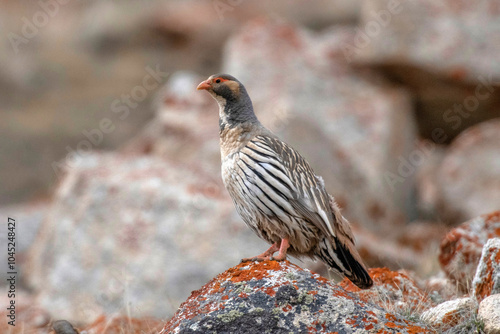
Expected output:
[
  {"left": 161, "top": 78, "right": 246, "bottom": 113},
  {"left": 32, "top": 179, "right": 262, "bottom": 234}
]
[{"left": 218, "top": 92, "right": 260, "bottom": 132}]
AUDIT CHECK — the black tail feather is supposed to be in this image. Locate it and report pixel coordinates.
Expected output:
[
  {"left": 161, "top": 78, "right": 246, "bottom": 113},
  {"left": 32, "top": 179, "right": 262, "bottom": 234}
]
[{"left": 317, "top": 238, "right": 373, "bottom": 289}]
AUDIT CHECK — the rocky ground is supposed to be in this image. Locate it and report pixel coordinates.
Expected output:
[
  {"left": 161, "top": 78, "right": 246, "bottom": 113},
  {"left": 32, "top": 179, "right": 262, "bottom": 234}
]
[{"left": 1, "top": 0, "right": 500, "bottom": 333}]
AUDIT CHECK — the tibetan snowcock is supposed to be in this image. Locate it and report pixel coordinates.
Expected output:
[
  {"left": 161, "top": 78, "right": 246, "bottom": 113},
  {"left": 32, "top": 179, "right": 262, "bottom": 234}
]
[{"left": 197, "top": 74, "right": 373, "bottom": 289}]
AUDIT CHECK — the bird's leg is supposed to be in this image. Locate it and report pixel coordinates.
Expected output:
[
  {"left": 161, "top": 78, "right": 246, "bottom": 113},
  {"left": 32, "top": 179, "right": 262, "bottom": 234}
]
[
  {"left": 271, "top": 238, "right": 289, "bottom": 261},
  {"left": 241, "top": 242, "right": 279, "bottom": 262}
]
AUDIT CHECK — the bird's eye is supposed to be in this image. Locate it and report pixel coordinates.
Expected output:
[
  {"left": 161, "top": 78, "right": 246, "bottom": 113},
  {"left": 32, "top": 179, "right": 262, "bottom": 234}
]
[{"left": 215, "top": 79, "right": 221, "bottom": 83}]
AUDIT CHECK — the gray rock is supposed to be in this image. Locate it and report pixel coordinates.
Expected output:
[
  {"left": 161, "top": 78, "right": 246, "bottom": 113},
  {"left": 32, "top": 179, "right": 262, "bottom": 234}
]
[
  {"left": 161, "top": 261, "right": 430, "bottom": 333},
  {"left": 52, "top": 320, "right": 78, "bottom": 334},
  {"left": 478, "top": 294, "right": 500, "bottom": 334},
  {"left": 421, "top": 297, "right": 476, "bottom": 332},
  {"left": 26, "top": 153, "right": 265, "bottom": 323}
]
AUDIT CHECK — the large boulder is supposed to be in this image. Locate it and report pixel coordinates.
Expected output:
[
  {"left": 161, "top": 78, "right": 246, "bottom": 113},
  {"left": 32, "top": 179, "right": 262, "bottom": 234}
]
[
  {"left": 161, "top": 261, "right": 430, "bottom": 333},
  {"left": 439, "top": 211, "right": 500, "bottom": 291},
  {"left": 26, "top": 153, "right": 265, "bottom": 322}
]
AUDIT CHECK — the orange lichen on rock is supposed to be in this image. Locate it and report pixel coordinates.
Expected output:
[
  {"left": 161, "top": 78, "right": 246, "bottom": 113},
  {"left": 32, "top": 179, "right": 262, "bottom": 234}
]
[
  {"left": 421, "top": 297, "right": 474, "bottom": 332},
  {"left": 472, "top": 238, "right": 500, "bottom": 301},
  {"left": 439, "top": 211, "right": 500, "bottom": 292},
  {"left": 222, "top": 260, "right": 282, "bottom": 283},
  {"left": 162, "top": 260, "right": 430, "bottom": 333}
]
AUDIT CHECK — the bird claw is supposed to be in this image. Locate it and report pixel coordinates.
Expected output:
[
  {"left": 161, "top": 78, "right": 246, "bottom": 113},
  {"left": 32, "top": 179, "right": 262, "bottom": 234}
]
[{"left": 241, "top": 240, "right": 288, "bottom": 263}]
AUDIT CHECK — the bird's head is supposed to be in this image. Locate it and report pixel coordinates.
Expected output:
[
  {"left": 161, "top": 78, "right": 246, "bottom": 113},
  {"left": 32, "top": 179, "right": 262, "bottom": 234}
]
[
  {"left": 197, "top": 74, "right": 257, "bottom": 128},
  {"left": 196, "top": 74, "right": 243, "bottom": 102}
]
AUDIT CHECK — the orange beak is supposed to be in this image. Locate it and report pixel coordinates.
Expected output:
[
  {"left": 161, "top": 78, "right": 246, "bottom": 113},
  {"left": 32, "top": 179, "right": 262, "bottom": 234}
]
[{"left": 197, "top": 79, "right": 212, "bottom": 91}]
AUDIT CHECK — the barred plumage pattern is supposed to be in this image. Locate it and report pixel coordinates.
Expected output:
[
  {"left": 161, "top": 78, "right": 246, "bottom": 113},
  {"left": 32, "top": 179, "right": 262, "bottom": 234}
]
[{"left": 222, "top": 134, "right": 372, "bottom": 288}]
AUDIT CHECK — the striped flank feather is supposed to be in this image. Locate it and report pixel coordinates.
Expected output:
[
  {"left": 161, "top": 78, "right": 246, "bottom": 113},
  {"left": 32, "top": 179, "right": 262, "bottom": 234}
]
[{"left": 223, "top": 135, "right": 373, "bottom": 288}]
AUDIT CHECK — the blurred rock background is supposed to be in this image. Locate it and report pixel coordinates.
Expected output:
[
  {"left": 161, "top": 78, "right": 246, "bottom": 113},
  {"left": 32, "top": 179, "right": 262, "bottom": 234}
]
[{"left": 0, "top": 0, "right": 499, "bottom": 331}]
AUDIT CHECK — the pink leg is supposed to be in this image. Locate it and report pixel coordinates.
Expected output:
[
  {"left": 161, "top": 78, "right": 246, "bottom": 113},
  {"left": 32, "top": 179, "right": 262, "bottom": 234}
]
[
  {"left": 241, "top": 242, "right": 279, "bottom": 262},
  {"left": 271, "top": 238, "right": 289, "bottom": 261}
]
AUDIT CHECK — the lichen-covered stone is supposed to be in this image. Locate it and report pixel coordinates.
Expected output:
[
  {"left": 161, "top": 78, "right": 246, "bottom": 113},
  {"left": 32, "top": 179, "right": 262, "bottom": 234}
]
[
  {"left": 161, "top": 261, "right": 430, "bottom": 333},
  {"left": 472, "top": 238, "right": 500, "bottom": 301},
  {"left": 478, "top": 294, "right": 500, "bottom": 334},
  {"left": 421, "top": 297, "right": 476, "bottom": 332},
  {"left": 439, "top": 211, "right": 500, "bottom": 291},
  {"left": 340, "top": 267, "right": 435, "bottom": 317}
]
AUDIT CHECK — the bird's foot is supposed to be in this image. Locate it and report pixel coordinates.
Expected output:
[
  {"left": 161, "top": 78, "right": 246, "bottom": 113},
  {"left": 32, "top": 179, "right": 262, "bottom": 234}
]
[
  {"left": 241, "top": 239, "right": 290, "bottom": 263},
  {"left": 272, "top": 238, "right": 290, "bottom": 261},
  {"left": 241, "top": 242, "right": 279, "bottom": 263}
]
